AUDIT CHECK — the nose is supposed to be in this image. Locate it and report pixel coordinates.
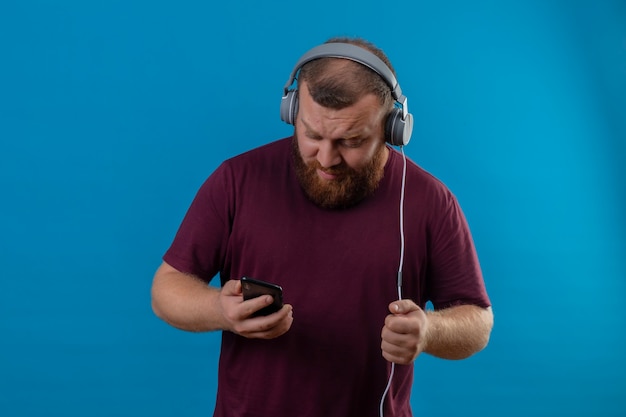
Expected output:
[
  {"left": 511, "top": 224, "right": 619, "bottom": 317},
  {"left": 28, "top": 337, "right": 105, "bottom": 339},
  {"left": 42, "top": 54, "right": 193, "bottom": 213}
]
[{"left": 316, "top": 140, "right": 342, "bottom": 168}]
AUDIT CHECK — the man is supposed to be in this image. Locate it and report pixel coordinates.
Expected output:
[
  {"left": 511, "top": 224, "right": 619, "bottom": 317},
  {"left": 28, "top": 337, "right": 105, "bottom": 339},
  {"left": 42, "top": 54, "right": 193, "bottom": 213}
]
[{"left": 151, "top": 37, "right": 493, "bottom": 417}]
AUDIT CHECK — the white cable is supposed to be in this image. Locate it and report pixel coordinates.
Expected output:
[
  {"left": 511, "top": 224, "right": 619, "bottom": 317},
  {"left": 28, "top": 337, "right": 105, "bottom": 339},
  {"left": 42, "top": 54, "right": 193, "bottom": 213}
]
[
  {"left": 379, "top": 146, "right": 408, "bottom": 417},
  {"left": 397, "top": 146, "right": 407, "bottom": 285}
]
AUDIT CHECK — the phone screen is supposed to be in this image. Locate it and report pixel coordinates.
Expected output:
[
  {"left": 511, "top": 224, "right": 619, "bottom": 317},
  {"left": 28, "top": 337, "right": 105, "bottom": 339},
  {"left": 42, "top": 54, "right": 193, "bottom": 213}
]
[{"left": 241, "top": 277, "right": 284, "bottom": 316}]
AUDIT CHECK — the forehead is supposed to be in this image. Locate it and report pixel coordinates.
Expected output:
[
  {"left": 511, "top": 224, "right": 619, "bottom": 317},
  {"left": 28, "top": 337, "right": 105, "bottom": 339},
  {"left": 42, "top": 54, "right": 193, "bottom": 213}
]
[{"left": 298, "top": 83, "right": 384, "bottom": 137}]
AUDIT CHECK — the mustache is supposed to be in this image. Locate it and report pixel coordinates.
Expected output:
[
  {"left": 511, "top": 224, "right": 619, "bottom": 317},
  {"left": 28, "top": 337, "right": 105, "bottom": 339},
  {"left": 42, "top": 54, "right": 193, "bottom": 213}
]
[{"left": 309, "top": 160, "right": 354, "bottom": 177}]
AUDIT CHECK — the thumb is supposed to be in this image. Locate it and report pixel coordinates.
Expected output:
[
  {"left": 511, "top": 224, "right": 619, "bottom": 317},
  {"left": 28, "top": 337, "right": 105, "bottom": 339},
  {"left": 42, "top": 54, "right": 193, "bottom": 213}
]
[
  {"left": 389, "top": 299, "right": 419, "bottom": 315},
  {"left": 223, "top": 279, "right": 242, "bottom": 296}
]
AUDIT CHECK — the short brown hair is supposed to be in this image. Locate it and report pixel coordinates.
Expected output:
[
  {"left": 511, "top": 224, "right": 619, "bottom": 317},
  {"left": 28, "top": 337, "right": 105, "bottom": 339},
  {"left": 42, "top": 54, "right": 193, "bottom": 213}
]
[{"left": 298, "top": 37, "right": 395, "bottom": 111}]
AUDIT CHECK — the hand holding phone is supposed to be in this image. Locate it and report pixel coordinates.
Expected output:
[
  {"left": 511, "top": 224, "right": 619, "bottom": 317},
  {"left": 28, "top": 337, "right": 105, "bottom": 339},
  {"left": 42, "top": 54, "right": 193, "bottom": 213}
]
[{"left": 241, "top": 277, "right": 284, "bottom": 317}]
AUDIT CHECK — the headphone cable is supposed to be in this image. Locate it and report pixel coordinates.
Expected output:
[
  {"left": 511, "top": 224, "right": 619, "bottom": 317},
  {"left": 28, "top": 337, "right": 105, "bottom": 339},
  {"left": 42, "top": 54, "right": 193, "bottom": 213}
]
[{"left": 379, "top": 145, "right": 408, "bottom": 417}]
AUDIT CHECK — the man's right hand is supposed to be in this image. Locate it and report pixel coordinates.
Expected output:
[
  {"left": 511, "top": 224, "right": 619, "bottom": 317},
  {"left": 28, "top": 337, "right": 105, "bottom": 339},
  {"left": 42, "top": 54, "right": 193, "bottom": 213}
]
[
  {"left": 151, "top": 262, "right": 293, "bottom": 337},
  {"left": 219, "top": 279, "right": 294, "bottom": 339}
]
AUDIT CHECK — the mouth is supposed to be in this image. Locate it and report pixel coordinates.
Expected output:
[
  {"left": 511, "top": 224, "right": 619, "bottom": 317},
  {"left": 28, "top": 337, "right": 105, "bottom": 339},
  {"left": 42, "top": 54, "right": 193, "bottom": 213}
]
[{"left": 316, "top": 169, "right": 340, "bottom": 180}]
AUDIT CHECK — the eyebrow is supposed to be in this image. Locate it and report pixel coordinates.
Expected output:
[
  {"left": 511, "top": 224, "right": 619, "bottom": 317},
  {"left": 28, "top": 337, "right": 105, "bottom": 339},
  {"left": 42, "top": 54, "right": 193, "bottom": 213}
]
[
  {"left": 301, "top": 119, "right": 322, "bottom": 139},
  {"left": 300, "top": 118, "right": 362, "bottom": 141}
]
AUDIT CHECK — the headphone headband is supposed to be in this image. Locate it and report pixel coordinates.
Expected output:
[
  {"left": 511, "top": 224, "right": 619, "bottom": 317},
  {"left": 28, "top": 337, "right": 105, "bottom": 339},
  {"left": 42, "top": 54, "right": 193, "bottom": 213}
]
[{"left": 282, "top": 43, "right": 404, "bottom": 103}]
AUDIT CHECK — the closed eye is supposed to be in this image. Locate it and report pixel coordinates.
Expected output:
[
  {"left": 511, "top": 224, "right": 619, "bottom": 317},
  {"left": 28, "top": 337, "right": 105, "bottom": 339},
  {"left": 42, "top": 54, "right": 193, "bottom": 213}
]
[
  {"left": 340, "top": 138, "right": 365, "bottom": 148},
  {"left": 306, "top": 131, "right": 323, "bottom": 140}
]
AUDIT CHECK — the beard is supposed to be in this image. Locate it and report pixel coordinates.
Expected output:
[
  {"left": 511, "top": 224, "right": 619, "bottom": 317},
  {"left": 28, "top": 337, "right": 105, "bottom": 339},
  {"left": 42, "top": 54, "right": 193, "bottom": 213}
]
[{"left": 291, "top": 135, "right": 386, "bottom": 210}]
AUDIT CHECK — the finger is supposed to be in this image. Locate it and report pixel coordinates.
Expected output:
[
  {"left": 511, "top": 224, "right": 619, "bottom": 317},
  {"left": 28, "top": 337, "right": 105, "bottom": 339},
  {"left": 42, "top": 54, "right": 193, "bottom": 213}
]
[
  {"left": 240, "top": 294, "right": 275, "bottom": 318},
  {"left": 381, "top": 338, "right": 404, "bottom": 356},
  {"left": 381, "top": 324, "right": 419, "bottom": 348},
  {"left": 381, "top": 326, "right": 421, "bottom": 364},
  {"left": 381, "top": 338, "right": 414, "bottom": 365},
  {"left": 222, "top": 279, "right": 242, "bottom": 296},
  {"left": 388, "top": 299, "right": 420, "bottom": 315},
  {"left": 381, "top": 348, "right": 413, "bottom": 365},
  {"left": 237, "top": 305, "right": 294, "bottom": 339},
  {"left": 384, "top": 313, "right": 420, "bottom": 335}
]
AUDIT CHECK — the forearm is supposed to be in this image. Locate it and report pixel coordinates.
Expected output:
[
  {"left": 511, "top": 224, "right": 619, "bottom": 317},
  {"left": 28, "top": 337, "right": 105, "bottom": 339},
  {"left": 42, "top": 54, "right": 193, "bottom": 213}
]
[
  {"left": 151, "top": 263, "right": 225, "bottom": 332},
  {"left": 424, "top": 305, "right": 493, "bottom": 360}
]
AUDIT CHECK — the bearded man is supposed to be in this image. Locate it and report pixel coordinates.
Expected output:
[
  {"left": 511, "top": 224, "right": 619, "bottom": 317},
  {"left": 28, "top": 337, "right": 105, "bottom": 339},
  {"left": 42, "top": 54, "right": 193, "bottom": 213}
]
[{"left": 151, "top": 37, "right": 493, "bottom": 417}]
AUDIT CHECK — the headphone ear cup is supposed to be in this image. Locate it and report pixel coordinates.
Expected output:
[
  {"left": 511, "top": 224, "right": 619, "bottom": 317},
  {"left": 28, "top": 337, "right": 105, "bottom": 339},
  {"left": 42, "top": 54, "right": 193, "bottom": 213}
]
[
  {"left": 280, "top": 91, "right": 299, "bottom": 125},
  {"left": 385, "top": 109, "right": 414, "bottom": 147}
]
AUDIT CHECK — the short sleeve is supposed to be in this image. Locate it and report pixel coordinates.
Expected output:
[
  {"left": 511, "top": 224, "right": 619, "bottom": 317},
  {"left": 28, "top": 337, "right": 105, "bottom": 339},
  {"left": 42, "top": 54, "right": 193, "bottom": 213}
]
[
  {"left": 426, "top": 190, "right": 491, "bottom": 310},
  {"left": 163, "top": 162, "right": 234, "bottom": 282}
]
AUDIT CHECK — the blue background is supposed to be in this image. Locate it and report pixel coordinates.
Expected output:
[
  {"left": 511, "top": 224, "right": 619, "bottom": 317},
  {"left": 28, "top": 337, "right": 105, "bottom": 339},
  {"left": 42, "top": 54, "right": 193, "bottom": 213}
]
[{"left": 1, "top": 1, "right": 625, "bottom": 416}]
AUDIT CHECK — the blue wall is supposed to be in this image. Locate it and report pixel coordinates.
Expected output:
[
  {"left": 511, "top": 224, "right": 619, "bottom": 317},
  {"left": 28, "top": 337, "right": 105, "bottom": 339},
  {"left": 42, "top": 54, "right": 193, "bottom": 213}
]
[{"left": 1, "top": 1, "right": 624, "bottom": 416}]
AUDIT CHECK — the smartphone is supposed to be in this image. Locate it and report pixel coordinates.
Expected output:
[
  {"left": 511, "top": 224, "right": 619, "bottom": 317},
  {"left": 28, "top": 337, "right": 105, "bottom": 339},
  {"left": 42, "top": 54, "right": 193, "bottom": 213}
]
[{"left": 241, "top": 277, "right": 284, "bottom": 317}]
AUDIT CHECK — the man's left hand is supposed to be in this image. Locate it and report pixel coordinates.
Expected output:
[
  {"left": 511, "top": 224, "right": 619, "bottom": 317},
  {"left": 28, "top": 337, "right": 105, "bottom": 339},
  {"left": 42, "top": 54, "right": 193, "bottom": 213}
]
[{"left": 380, "top": 300, "right": 429, "bottom": 364}]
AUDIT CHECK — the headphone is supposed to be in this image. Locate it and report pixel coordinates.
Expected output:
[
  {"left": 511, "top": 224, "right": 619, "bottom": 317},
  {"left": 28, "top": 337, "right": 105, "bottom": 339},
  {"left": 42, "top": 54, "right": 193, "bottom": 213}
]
[{"left": 280, "top": 42, "right": 414, "bottom": 147}]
